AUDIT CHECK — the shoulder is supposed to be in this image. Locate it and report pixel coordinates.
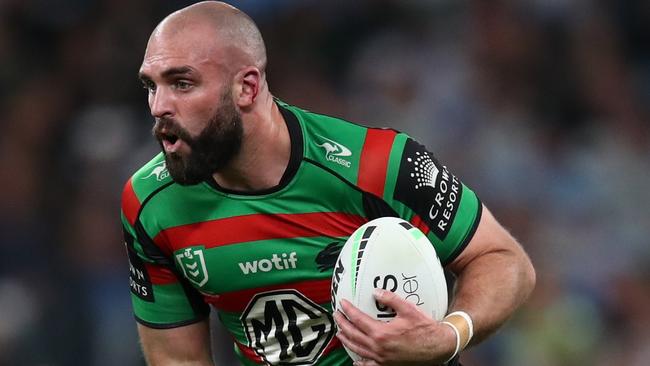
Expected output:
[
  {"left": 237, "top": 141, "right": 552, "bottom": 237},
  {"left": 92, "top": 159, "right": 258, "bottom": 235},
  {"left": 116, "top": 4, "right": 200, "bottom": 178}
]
[
  {"left": 121, "top": 153, "right": 174, "bottom": 226},
  {"left": 279, "top": 101, "right": 404, "bottom": 187},
  {"left": 280, "top": 101, "right": 375, "bottom": 147}
]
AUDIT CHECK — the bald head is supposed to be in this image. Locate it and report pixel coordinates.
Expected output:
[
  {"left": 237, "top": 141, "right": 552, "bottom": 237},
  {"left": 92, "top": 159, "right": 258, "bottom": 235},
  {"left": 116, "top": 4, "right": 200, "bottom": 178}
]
[{"left": 149, "top": 1, "right": 267, "bottom": 74}]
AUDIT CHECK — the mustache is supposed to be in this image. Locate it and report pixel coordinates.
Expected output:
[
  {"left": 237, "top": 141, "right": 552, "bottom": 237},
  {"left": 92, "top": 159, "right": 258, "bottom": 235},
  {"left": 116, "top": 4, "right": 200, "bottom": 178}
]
[{"left": 152, "top": 117, "right": 193, "bottom": 142}]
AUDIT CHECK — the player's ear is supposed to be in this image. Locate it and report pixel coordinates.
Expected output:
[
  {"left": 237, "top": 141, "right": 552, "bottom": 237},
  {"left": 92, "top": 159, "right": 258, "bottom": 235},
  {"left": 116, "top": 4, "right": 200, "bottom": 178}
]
[{"left": 234, "top": 66, "right": 260, "bottom": 108}]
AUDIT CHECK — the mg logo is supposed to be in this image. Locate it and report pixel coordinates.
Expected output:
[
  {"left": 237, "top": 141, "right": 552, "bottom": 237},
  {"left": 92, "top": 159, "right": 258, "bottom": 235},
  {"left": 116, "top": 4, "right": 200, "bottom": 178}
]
[
  {"left": 241, "top": 290, "right": 334, "bottom": 365},
  {"left": 175, "top": 246, "right": 209, "bottom": 287}
]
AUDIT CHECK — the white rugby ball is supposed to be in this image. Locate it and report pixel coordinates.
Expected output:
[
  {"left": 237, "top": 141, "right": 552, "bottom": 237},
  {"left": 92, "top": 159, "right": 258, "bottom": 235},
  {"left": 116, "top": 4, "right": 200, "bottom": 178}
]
[{"left": 331, "top": 217, "right": 448, "bottom": 361}]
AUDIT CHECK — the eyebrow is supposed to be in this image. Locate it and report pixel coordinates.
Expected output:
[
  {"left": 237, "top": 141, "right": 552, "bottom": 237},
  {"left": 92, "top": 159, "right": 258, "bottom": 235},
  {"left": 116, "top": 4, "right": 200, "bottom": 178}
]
[{"left": 138, "top": 66, "right": 196, "bottom": 81}]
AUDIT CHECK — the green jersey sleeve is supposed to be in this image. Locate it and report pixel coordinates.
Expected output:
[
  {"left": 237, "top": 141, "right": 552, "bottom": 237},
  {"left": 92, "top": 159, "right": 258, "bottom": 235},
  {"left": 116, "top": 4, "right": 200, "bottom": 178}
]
[
  {"left": 358, "top": 129, "right": 482, "bottom": 265},
  {"left": 121, "top": 177, "right": 210, "bottom": 328}
]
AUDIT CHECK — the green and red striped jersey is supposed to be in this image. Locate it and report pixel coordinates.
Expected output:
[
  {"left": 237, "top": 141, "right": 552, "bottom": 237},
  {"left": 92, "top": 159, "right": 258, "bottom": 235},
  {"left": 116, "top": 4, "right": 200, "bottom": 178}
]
[{"left": 121, "top": 100, "right": 482, "bottom": 365}]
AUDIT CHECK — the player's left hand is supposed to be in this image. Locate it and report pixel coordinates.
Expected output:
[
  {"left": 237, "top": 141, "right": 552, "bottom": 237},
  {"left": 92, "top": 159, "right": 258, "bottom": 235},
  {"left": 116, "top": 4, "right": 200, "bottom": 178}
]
[{"left": 334, "top": 288, "right": 456, "bottom": 366}]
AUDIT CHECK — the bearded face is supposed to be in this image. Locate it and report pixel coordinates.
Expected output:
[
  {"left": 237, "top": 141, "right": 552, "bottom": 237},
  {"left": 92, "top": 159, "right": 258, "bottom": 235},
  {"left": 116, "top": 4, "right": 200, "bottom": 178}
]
[{"left": 152, "top": 89, "right": 243, "bottom": 185}]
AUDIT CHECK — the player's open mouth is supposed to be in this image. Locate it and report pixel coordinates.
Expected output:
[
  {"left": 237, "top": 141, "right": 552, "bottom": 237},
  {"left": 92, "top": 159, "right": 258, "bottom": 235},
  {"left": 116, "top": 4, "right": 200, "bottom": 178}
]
[
  {"left": 161, "top": 132, "right": 178, "bottom": 145},
  {"left": 160, "top": 132, "right": 182, "bottom": 153}
]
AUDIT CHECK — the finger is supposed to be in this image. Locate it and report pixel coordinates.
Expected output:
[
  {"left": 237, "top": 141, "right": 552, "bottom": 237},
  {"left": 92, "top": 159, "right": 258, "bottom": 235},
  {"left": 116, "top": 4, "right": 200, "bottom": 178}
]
[
  {"left": 373, "top": 288, "right": 418, "bottom": 316},
  {"left": 339, "top": 299, "right": 380, "bottom": 334},
  {"left": 334, "top": 310, "right": 375, "bottom": 351},
  {"left": 335, "top": 328, "right": 378, "bottom": 361}
]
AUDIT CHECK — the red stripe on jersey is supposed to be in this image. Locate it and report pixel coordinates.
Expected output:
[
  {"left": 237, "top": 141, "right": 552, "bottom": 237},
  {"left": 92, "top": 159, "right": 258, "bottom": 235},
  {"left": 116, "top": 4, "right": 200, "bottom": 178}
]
[
  {"left": 358, "top": 129, "right": 397, "bottom": 198},
  {"left": 144, "top": 263, "right": 177, "bottom": 285},
  {"left": 234, "top": 340, "right": 264, "bottom": 363},
  {"left": 154, "top": 212, "right": 367, "bottom": 252},
  {"left": 410, "top": 213, "right": 430, "bottom": 235},
  {"left": 205, "top": 279, "right": 332, "bottom": 313},
  {"left": 121, "top": 178, "right": 141, "bottom": 226},
  {"left": 322, "top": 336, "right": 343, "bottom": 356},
  {"left": 234, "top": 335, "right": 342, "bottom": 364}
]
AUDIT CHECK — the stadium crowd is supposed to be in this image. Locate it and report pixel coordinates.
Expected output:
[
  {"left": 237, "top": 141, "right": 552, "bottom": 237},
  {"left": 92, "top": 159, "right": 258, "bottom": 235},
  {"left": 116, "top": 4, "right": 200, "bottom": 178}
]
[{"left": 0, "top": 0, "right": 648, "bottom": 365}]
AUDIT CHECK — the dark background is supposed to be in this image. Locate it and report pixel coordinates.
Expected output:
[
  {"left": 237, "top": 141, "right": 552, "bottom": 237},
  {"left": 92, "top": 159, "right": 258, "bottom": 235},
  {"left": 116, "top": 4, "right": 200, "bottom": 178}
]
[{"left": 1, "top": 0, "right": 648, "bottom": 365}]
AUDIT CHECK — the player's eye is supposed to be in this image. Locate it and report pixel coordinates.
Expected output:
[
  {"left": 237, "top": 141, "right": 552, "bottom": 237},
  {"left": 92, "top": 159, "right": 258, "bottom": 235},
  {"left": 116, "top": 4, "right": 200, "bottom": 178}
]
[
  {"left": 142, "top": 80, "right": 156, "bottom": 93},
  {"left": 173, "top": 80, "right": 193, "bottom": 91}
]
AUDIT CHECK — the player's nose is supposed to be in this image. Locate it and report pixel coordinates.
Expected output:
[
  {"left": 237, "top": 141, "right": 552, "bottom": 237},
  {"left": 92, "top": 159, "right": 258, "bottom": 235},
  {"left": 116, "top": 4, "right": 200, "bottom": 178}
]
[{"left": 149, "top": 87, "right": 175, "bottom": 119}]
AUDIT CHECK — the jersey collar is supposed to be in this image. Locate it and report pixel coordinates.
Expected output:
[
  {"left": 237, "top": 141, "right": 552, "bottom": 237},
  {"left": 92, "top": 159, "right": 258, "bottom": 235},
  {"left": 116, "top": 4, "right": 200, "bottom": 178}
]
[{"left": 204, "top": 101, "right": 303, "bottom": 196}]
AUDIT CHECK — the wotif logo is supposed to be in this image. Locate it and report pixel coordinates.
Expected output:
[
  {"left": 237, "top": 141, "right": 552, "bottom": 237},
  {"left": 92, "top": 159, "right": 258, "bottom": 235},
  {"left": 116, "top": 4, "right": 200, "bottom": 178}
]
[
  {"left": 239, "top": 252, "right": 298, "bottom": 275},
  {"left": 316, "top": 135, "right": 352, "bottom": 168}
]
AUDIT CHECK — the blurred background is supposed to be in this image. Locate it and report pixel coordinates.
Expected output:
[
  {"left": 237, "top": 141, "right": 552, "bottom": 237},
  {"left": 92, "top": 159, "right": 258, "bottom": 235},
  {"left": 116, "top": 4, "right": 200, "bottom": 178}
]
[{"left": 0, "top": 0, "right": 648, "bottom": 365}]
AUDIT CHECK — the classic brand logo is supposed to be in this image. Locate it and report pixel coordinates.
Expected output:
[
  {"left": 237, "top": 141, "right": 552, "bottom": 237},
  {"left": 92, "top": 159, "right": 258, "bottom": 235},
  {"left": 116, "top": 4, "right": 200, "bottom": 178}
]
[
  {"left": 241, "top": 290, "right": 334, "bottom": 365},
  {"left": 316, "top": 135, "right": 352, "bottom": 168},
  {"left": 142, "top": 161, "right": 169, "bottom": 181},
  {"left": 175, "top": 246, "right": 209, "bottom": 287},
  {"left": 238, "top": 252, "right": 298, "bottom": 275}
]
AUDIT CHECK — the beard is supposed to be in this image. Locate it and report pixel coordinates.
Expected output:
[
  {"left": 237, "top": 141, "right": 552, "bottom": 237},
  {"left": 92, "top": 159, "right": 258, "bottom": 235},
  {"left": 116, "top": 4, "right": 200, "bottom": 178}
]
[{"left": 152, "top": 90, "right": 243, "bottom": 186}]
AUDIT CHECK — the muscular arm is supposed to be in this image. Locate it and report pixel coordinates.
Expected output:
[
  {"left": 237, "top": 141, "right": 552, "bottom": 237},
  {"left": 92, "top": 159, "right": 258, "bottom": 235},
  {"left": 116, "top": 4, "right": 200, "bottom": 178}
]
[
  {"left": 335, "top": 205, "right": 535, "bottom": 364},
  {"left": 138, "top": 319, "right": 214, "bottom": 366},
  {"left": 446, "top": 205, "right": 536, "bottom": 344}
]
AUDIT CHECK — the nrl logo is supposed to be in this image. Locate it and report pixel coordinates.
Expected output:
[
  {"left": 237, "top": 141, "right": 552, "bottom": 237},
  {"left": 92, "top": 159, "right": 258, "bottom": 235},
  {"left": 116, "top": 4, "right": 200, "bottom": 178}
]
[
  {"left": 316, "top": 135, "right": 352, "bottom": 168},
  {"left": 175, "top": 246, "right": 209, "bottom": 287},
  {"left": 142, "top": 161, "right": 169, "bottom": 181}
]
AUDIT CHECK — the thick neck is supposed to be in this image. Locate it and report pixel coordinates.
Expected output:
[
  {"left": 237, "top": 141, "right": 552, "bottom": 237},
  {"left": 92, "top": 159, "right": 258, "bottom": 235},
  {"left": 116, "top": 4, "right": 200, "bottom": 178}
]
[{"left": 211, "top": 100, "right": 292, "bottom": 192}]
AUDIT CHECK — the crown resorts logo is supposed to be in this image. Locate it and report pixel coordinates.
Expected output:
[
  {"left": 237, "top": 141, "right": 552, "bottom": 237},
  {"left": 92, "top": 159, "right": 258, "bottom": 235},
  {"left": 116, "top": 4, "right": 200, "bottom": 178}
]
[
  {"left": 394, "top": 139, "right": 461, "bottom": 241},
  {"left": 316, "top": 135, "right": 352, "bottom": 168},
  {"left": 407, "top": 151, "right": 439, "bottom": 190},
  {"left": 405, "top": 148, "right": 460, "bottom": 234},
  {"left": 142, "top": 161, "right": 169, "bottom": 181}
]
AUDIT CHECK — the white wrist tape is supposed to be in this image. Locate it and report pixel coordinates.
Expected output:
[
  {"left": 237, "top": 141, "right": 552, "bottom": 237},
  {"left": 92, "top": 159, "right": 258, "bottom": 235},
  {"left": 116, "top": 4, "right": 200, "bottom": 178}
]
[
  {"left": 441, "top": 321, "right": 461, "bottom": 363},
  {"left": 442, "top": 310, "right": 474, "bottom": 362},
  {"left": 447, "top": 311, "right": 474, "bottom": 347}
]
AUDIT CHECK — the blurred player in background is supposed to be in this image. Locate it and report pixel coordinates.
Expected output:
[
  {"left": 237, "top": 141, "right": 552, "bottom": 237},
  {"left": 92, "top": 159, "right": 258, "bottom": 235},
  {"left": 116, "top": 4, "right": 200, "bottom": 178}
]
[{"left": 121, "top": 1, "right": 535, "bottom": 365}]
